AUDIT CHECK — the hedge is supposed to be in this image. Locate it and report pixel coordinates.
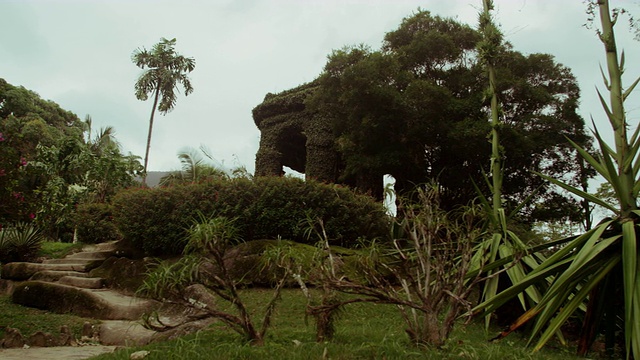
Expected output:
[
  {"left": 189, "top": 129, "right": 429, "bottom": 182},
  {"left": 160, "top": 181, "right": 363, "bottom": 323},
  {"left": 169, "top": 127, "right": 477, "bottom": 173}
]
[{"left": 112, "top": 177, "right": 389, "bottom": 256}]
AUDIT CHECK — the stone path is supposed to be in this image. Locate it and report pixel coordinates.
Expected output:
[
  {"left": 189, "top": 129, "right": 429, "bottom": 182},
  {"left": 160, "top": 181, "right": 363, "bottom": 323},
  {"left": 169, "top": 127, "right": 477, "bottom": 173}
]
[
  {"left": 0, "top": 345, "right": 117, "bottom": 360},
  {"left": 3, "top": 241, "right": 157, "bottom": 321},
  {"left": 1, "top": 241, "right": 161, "bottom": 348}
]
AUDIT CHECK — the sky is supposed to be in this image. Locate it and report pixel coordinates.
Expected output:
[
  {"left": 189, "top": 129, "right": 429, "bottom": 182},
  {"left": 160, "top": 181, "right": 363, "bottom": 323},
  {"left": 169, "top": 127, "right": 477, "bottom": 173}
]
[{"left": 1, "top": 0, "right": 640, "bottom": 177}]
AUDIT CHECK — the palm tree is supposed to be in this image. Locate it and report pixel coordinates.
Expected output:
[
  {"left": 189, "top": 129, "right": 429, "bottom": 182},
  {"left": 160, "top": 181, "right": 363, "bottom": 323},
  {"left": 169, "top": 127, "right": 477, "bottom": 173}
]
[
  {"left": 159, "top": 146, "right": 228, "bottom": 186},
  {"left": 132, "top": 37, "right": 195, "bottom": 185}
]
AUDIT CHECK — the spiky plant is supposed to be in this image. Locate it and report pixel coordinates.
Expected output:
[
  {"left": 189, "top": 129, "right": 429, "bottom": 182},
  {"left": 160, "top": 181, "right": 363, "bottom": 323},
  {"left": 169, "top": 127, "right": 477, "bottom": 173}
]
[
  {"left": 471, "top": 0, "right": 548, "bottom": 330},
  {"left": 473, "top": 1, "right": 640, "bottom": 358}
]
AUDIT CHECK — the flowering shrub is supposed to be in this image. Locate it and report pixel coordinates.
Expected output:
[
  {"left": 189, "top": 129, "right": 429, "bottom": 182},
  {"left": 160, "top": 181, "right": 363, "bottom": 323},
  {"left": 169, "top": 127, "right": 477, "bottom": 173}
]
[{"left": 112, "top": 177, "right": 389, "bottom": 256}]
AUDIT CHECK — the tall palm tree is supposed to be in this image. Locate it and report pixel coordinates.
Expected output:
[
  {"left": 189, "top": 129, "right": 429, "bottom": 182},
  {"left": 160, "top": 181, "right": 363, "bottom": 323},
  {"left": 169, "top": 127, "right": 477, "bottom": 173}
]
[{"left": 132, "top": 37, "right": 195, "bottom": 185}]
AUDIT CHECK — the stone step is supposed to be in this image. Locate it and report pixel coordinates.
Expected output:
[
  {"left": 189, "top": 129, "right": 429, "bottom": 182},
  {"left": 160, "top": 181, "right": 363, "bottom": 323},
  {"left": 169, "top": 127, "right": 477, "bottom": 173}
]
[
  {"left": 42, "top": 258, "right": 95, "bottom": 265},
  {"left": 67, "top": 250, "right": 115, "bottom": 260},
  {"left": 2, "top": 262, "right": 92, "bottom": 280},
  {"left": 82, "top": 241, "right": 120, "bottom": 253},
  {"left": 58, "top": 276, "right": 105, "bottom": 289},
  {"left": 99, "top": 320, "right": 157, "bottom": 346},
  {"left": 12, "top": 281, "right": 159, "bottom": 320},
  {"left": 30, "top": 270, "right": 90, "bottom": 282}
]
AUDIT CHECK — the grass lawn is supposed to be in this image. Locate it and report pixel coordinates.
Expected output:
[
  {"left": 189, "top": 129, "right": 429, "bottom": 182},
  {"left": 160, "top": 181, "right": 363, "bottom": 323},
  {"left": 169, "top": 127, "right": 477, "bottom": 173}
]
[
  {"left": 0, "top": 295, "right": 99, "bottom": 340},
  {"left": 37, "top": 241, "right": 84, "bottom": 259},
  {"left": 88, "top": 288, "right": 586, "bottom": 360}
]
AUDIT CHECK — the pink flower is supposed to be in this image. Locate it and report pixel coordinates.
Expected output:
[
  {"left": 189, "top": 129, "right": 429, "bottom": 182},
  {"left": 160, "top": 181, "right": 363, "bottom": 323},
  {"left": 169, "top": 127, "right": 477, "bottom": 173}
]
[
  {"left": 0, "top": 132, "right": 5, "bottom": 141},
  {"left": 29, "top": 213, "right": 35, "bottom": 219},
  {"left": 0, "top": 169, "right": 5, "bottom": 176},
  {"left": 19, "top": 157, "right": 27, "bottom": 166}
]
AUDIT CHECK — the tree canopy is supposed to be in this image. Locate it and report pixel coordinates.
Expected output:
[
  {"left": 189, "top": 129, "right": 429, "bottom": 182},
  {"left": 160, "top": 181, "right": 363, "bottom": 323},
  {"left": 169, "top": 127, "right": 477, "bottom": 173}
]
[
  {"left": 0, "top": 78, "right": 142, "bottom": 240},
  {"left": 308, "top": 10, "right": 593, "bottom": 223}
]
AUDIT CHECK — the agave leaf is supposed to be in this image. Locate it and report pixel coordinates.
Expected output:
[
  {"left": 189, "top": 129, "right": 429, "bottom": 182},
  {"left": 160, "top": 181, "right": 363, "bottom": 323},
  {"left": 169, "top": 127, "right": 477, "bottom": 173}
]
[
  {"left": 537, "top": 233, "right": 619, "bottom": 307},
  {"left": 622, "top": 221, "right": 638, "bottom": 354},
  {"left": 472, "top": 257, "right": 574, "bottom": 318},
  {"left": 501, "top": 244, "right": 542, "bottom": 307},
  {"left": 532, "top": 254, "right": 621, "bottom": 352},
  {"left": 566, "top": 136, "right": 609, "bottom": 180},
  {"left": 471, "top": 178, "right": 497, "bottom": 225},
  {"left": 631, "top": 278, "right": 640, "bottom": 359},
  {"left": 623, "top": 126, "right": 640, "bottom": 175},
  {"left": 596, "top": 88, "right": 616, "bottom": 129},
  {"left": 536, "top": 173, "right": 617, "bottom": 213},
  {"left": 623, "top": 75, "right": 640, "bottom": 101},
  {"left": 482, "top": 232, "right": 503, "bottom": 327},
  {"left": 592, "top": 128, "right": 625, "bottom": 197},
  {"left": 600, "top": 64, "right": 611, "bottom": 90},
  {"left": 507, "top": 184, "right": 542, "bottom": 220}
]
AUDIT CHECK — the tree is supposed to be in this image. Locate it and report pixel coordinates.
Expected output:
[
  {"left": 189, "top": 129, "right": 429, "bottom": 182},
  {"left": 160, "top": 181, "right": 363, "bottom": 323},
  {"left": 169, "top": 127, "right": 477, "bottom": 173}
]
[
  {"left": 159, "top": 146, "right": 228, "bottom": 186},
  {"left": 308, "top": 10, "right": 593, "bottom": 223},
  {"left": 0, "top": 79, "right": 142, "bottom": 239},
  {"left": 132, "top": 37, "right": 195, "bottom": 184}
]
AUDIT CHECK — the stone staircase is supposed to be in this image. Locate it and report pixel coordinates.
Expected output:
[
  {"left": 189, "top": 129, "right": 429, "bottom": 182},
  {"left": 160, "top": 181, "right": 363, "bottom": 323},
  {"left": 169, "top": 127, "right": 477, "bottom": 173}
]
[{"left": 1, "top": 241, "right": 158, "bottom": 321}]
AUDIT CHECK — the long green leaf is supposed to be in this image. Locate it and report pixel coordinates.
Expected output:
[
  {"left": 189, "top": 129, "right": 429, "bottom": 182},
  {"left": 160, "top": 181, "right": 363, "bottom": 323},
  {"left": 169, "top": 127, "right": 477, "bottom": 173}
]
[
  {"left": 623, "top": 75, "right": 640, "bottom": 101},
  {"left": 536, "top": 173, "right": 618, "bottom": 213},
  {"left": 566, "top": 136, "right": 609, "bottom": 180},
  {"left": 472, "top": 257, "right": 574, "bottom": 317},
  {"left": 596, "top": 88, "right": 615, "bottom": 130},
  {"left": 622, "top": 221, "right": 638, "bottom": 357},
  {"left": 532, "top": 255, "right": 621, "bottom": 352}
]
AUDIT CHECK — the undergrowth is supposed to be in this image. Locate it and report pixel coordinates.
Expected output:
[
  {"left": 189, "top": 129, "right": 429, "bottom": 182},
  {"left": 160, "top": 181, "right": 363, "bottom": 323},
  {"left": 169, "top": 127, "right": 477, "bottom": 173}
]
[{"left": 90, "top": 289, "right": 585, "bottom": 360}]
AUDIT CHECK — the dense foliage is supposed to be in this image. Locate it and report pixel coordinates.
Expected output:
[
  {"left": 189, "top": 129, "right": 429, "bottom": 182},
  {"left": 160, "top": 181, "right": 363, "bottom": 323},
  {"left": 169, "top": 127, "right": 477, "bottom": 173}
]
[
  {"left": 74, "top": 202, "right": 121, "bottom": 244},
  {"left": 112, "top": 176, "right": 388, "bottom": 256},
  {"left": 307, "top": 10, "right": 593, "bottom": 223},
  {"left": 0, "top": 78, "right": 142, "bottom": 240}
]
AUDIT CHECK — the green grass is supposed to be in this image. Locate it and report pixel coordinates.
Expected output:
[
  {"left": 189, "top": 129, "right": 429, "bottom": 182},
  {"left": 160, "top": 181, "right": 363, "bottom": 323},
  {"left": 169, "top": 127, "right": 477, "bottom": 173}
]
[
  {"left": 0, "top": 295, "right": 99, "bottom": 339},
  {"left": 89, "top": 289, "right": 586, "bottom": 360},
  {"left": 38, "top": 241, "right": 84, "bottom": 259}
]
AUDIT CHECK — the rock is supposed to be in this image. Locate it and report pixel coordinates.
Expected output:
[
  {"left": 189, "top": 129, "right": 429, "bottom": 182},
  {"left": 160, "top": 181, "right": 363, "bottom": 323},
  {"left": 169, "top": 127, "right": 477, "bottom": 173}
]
[
  {"left": 26, "top": 331, "right": 57, "bottom": 347},
  {"left": 59, "top": 325, "right": 77, "bottom": 346},
  {"left": 149, "top": 318, "right": 216, "bottom": 343},
  {"left": 0, "top": 279, "right": 15, "bottom": 295},
  {"left": 2, "top": 327, "right": 25, "bottom": 348},
  {"left": 99, "top": 320, "right": 156, "bottom": 346},
  {"left": 130, "top": 350, "right": 151, "bottom": 360},
  {"left": 183, "top": 284, "right": 217, "bottom": 310},
  {"left": 82, "top": 322, "right": 94, "bottom": 338}
]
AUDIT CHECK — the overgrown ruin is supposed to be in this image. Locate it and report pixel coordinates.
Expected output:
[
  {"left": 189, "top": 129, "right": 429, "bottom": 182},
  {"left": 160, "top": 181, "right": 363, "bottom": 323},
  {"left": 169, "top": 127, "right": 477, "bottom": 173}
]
[{"left": 252, "top": 82, "right": 384, "bottom": 199}]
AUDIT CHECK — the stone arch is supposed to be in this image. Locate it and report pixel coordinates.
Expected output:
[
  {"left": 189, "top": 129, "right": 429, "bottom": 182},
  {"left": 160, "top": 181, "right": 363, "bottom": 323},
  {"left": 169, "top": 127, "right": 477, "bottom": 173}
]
[{"left": 252, "top": 82, "right": 384, "bottom": 200}]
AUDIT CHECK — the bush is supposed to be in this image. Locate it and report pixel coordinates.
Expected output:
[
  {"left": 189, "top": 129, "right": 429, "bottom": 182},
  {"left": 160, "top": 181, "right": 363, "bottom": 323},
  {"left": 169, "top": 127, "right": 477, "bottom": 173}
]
[
  {"left": 0, "top": 222, "right": 46, "bottom": 264},
  {"left": 112, "top": 177, "right": 389, "bottom": 256},
  {"left": 74, "top": 202, "right": 121, "bottom": 244}
]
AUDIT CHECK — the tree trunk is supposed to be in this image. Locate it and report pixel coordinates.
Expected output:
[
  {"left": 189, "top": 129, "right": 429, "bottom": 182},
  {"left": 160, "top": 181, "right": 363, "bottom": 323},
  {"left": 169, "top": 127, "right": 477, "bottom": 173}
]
[{"left": 142, "top": 87, "right": 160, "bottom": 186}]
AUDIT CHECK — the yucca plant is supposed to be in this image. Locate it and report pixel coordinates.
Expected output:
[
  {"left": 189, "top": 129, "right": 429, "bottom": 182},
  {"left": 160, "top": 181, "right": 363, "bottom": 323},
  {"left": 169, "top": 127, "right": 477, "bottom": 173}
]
[
  {"left": 0, "top": 222, "right": 46, "bottom": 264},
  {"left": 471, "top": 0, "right": 547, "bottom": 329},
  {"left": 473, "top": 1, "right": 640, "bottom": 358}
]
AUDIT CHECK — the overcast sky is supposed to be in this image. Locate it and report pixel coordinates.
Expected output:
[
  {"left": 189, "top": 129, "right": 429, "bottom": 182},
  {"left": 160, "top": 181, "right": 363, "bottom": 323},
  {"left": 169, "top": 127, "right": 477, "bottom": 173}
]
[{"left": 1, "top": 0, "right": 639, "bottom": 176}]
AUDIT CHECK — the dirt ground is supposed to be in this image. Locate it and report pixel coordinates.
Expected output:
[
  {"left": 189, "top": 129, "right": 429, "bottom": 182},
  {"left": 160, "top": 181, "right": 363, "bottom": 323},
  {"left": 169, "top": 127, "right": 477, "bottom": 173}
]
[{"left": 0, "top": 345, "right": 116, "bottom": 360}]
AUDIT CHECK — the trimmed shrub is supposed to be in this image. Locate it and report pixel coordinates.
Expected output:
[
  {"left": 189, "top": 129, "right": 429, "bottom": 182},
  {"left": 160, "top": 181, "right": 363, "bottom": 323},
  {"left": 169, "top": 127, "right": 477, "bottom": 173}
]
[
  {"left": 74, "top": 202, "right": 121, "bottom": 244},
  {"left": 112, "top": 177, "right": 389, "bottom": 256}
]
